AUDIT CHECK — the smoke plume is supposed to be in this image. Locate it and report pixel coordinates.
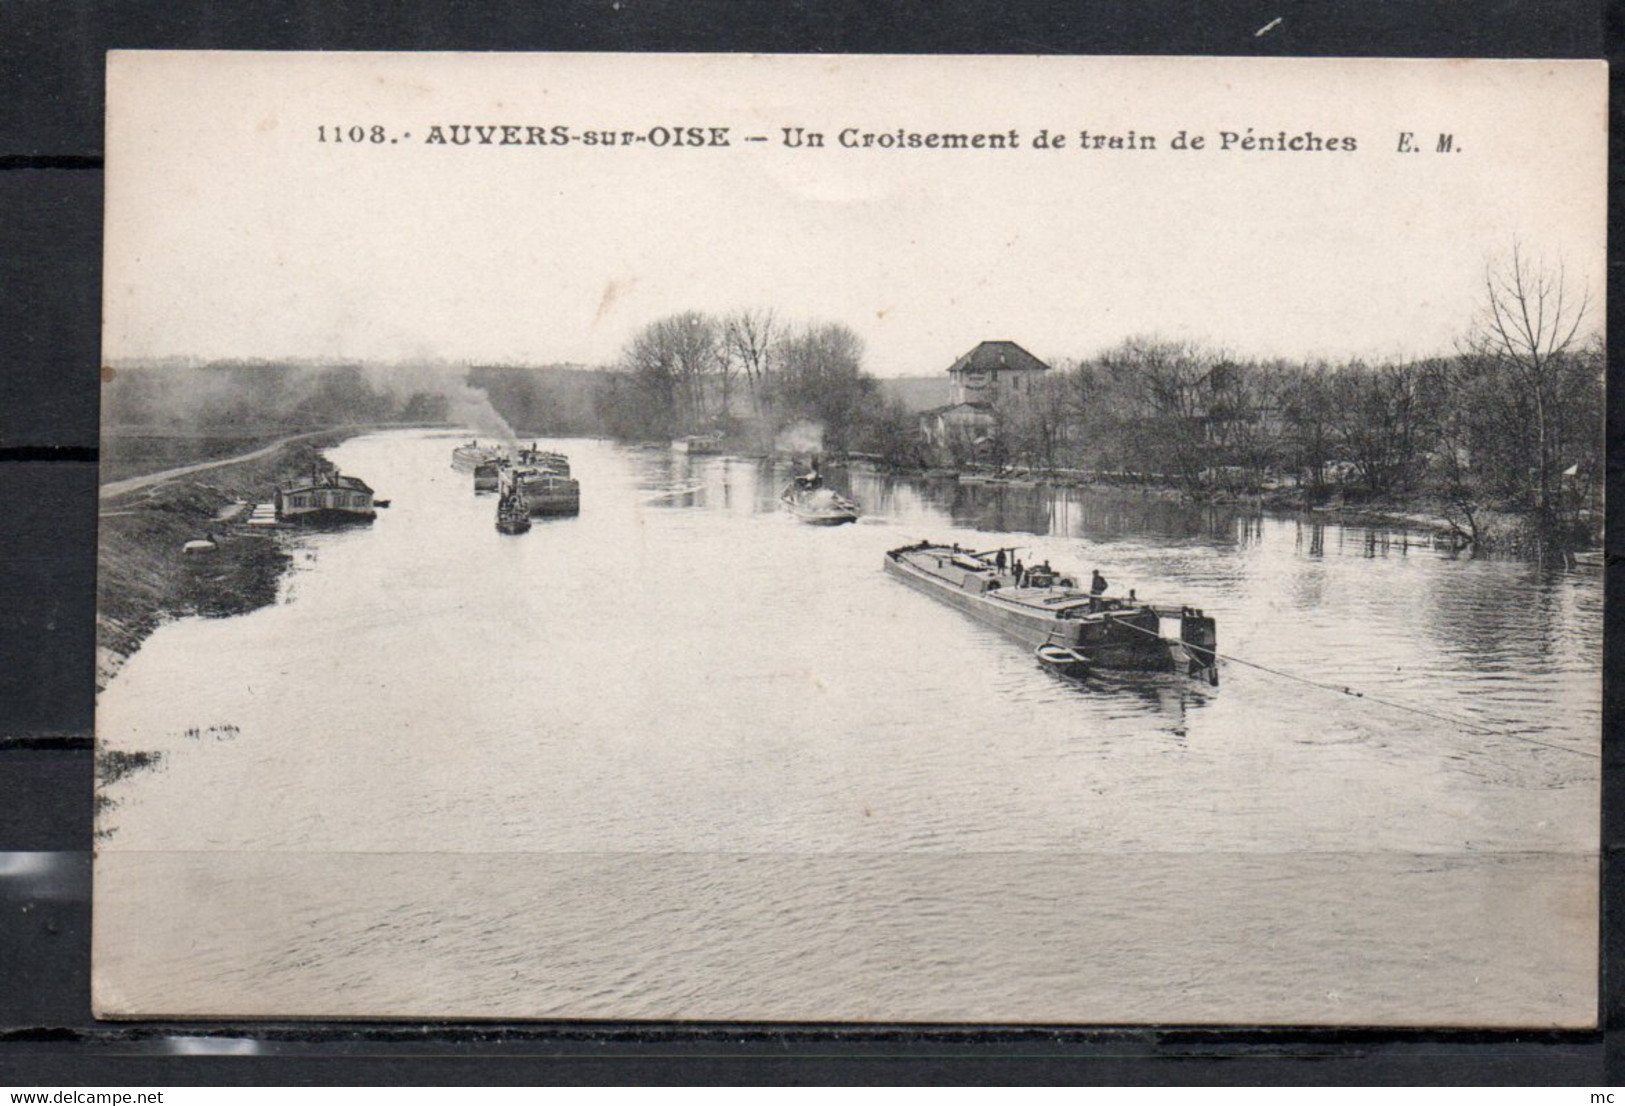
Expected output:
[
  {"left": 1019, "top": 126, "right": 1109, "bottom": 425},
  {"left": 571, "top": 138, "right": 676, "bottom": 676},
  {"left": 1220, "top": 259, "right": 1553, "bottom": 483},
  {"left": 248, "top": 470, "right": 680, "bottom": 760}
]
[{"left": 775, "top": 420, "right": 825, "bottom": 455}]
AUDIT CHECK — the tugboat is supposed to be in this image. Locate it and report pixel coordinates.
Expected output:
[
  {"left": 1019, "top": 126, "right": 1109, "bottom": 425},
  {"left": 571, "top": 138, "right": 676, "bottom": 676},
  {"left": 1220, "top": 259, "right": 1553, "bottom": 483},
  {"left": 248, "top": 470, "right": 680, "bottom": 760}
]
[
  {"left": 884, "top": 541, "right": 1217, "bottom": 683},
  {"left": 780, "top": 461, "right": 860, "bottom": 525},
  {"left": 274, "top": 463, "right": 377, "bottom": 527},
  {"left": 495, "top": 486, "right": 531, "bottom": 534}
]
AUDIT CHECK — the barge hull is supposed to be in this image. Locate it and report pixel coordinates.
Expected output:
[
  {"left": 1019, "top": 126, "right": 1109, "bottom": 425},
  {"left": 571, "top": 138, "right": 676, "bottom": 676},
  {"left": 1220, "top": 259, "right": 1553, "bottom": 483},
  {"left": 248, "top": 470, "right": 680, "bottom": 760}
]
[{"left": 883, "top": 550, "right": 1190, "bottom": 673}]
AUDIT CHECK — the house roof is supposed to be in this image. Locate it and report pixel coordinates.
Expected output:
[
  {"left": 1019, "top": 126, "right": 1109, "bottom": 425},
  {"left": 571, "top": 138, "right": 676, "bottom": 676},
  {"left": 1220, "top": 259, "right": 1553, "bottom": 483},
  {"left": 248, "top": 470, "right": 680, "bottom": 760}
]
[
  {"left": 947, "top": 340, "right": 1050, "bottom": 376},
  {"left": 282, "top": 472, "right": 373, "bottom": 494}
]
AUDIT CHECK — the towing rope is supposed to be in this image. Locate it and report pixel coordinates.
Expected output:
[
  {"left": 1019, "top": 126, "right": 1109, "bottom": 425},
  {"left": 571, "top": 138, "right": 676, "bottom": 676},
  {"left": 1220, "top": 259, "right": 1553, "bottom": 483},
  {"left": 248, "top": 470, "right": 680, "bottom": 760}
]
[{"left": 1108, "top": 614, "right": 1599, "bottom": 760}]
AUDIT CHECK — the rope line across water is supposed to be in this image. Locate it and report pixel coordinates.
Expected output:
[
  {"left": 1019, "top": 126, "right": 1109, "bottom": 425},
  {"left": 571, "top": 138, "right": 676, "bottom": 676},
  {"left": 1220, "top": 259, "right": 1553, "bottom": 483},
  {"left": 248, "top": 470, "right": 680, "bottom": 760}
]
[{"left": 1106, "top": 614, "right": 1599, "bottom": 760}]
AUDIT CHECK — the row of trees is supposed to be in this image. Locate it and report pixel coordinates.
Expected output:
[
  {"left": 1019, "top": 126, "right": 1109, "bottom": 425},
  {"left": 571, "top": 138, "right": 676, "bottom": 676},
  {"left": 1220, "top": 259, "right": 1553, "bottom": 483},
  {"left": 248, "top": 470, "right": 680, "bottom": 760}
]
[
  {"left": 987, "top": 250, "right": 1601, "bottom": 545},
  {"left": 595, "top": 309, "right": 901, "bottom": 455},
  {"left": 591, "top": 251, "right": 1601, "bottom": 547}
]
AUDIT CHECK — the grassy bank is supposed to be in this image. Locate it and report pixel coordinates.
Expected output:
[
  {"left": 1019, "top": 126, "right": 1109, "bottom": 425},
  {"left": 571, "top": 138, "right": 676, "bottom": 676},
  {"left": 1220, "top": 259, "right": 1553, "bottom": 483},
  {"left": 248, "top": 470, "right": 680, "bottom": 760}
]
[
  {"left": 97, "top": 432, "right": 352, "bottom": 690},
  {"left": 100, "top": 430, "right": 289, "bottom": 484}
]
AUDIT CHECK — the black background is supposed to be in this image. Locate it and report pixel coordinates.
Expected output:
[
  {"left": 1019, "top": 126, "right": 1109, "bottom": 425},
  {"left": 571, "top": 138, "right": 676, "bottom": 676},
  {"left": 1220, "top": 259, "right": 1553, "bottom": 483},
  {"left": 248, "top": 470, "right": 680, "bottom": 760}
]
[{"left": 0, "top": 0, "right": 1618, "bottom": 1085}]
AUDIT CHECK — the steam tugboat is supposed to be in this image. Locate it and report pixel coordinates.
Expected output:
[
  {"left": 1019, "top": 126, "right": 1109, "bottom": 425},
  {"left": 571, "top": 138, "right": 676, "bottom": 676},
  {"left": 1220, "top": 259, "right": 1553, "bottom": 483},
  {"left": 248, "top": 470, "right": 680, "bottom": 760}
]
[
  {"left": 883, "top": 541, "right": 1218, "bottom": 683},
  {"left": 274, "top": 464, "right": 377, "bottom": 527},
  {"left": 495, "top": 486, "right": 531, "bottom": 534},
  {"left": 780, "top": 462, "right": 860, "bottom": 525}
]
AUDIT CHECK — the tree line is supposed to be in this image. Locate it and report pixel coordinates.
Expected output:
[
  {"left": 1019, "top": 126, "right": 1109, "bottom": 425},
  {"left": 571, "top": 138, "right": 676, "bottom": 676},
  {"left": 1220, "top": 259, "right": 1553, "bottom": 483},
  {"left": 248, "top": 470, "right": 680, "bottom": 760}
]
[
  {"left": 593, "top": 250, "right": 1601, "bottom": 549},
  {"left": 593, "top": 309, "right": 918, "bottom": 457},
  {"left": 988, "top": 249, "right": 1601, "bottom": 547}
]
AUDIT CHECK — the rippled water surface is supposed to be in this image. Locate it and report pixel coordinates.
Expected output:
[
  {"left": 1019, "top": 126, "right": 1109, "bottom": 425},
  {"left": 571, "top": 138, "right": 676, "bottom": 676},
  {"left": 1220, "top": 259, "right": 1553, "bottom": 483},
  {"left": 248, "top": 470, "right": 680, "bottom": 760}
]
[{"left": 95, "top": 431, "right": 1600, "bottom": 1024}]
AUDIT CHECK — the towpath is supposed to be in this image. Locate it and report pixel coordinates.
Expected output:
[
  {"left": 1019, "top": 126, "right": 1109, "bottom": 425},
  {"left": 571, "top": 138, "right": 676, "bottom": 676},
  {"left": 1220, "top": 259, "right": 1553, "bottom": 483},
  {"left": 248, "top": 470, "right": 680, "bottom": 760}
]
[{"left": 98, "top": 428, "right": 353, "bottom": 502}]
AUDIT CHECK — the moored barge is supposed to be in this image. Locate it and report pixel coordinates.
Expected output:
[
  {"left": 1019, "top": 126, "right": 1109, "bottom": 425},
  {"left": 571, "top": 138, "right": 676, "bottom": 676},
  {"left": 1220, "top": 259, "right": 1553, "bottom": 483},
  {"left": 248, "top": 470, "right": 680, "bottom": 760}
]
[
  {"left": 884, "top": 541, "right": 1217, "bottom": 682},
  {"left": 275, "top": 465, "right": 377, "bottom": 526}
]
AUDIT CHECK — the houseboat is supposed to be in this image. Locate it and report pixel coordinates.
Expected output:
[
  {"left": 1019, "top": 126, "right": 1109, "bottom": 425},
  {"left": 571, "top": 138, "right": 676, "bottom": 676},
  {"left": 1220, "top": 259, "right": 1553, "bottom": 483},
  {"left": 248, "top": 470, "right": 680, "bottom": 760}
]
[
  {"left": 883, "top": 541, "right": 1217, "bottom": 682},
  {"left": 275, "top": 465, "right": 377, "bottom": 526},
  {"left": 503, "top": 466, "right": 580, "bottom": 517}
]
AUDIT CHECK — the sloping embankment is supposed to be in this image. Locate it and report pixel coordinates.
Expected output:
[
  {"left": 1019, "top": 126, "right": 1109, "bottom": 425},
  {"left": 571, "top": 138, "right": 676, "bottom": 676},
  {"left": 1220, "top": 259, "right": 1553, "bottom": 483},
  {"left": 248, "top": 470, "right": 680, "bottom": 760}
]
[{"left": 97, "top": 434, "right": 350, "bottom": 691}]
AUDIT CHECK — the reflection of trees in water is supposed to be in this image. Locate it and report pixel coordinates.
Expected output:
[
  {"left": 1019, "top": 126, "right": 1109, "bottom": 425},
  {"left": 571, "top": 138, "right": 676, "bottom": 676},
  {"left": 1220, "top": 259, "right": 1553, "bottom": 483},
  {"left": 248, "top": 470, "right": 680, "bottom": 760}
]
[
  {"left": 1294, "top": 520, "right": 1326, "bottom": 558},
  {"left": 1309, "top": 523, "right": 1466, "bottom": 562},
  {"left": 950, "top": 483, "right": 1055, "bottom": 535},
  {"left": 1418, "top": 561, "right": 1577, "bottom": 675},
  {"left": 843, "top": 472, "right": 1261, "bottom": 545},
  {"left": 749, "top": 457, "right": 783, "bottom": 513},
  {"left": 847, "top": 470, "right": 958, "bottom": 521},
  {"left": 630, "top": 448, "right": 709, "bottom": 510},
  {"left": 1045, "top": 487, "right": 1247, "bottom": 546}
]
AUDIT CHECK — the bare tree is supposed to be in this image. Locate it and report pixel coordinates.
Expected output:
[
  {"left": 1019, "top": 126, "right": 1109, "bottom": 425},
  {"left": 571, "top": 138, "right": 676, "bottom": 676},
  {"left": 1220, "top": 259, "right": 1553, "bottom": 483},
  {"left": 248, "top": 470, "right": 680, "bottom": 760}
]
[
  {"left": 1326, "top": 361, "right": 1425, "bottom": 497},
  {"left": 1096, "top": 336, "right": 1215, "bottom": 487},
  {"left": 1462, "top": 244, "right": 1591, "bottom": 523},
  {"left": 994, "top": 371, "right": 1071, "bottom": 472},
  {"left": 723, "top": 308, "right": 779, "bottom": 419},
  {"left": 614, "top": 312, "right": 725, "bottom": 437},
  {"left": 775, "top": 322, "right": 873, "bottom": 454}
]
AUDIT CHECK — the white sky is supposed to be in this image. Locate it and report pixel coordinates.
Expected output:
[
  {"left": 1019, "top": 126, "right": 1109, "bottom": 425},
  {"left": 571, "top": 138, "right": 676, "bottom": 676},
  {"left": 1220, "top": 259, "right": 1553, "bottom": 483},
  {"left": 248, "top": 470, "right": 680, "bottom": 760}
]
[{"left": 104, "top": 53, "right": 1606, "bottom": 377}]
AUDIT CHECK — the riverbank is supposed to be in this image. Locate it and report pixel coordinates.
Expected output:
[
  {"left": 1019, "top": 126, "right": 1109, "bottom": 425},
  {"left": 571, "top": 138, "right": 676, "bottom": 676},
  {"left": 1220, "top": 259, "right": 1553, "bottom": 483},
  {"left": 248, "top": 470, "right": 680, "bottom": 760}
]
[
  {"left": 846, "top": 458, "right": 1589, "bottom": 555},
  {"left": 97, "top": 432, "right": 353, "bottom": 691}
]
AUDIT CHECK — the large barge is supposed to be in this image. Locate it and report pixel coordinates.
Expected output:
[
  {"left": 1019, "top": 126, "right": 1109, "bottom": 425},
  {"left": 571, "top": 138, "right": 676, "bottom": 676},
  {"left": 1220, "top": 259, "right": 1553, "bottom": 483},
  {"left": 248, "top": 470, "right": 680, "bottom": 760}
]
[
  {"left": 502, "top": 465, "right": 580, "bottom": 517},
  {"left": 517, "top": 443, "right": 571, "bottom": 475},
  {"left": 884, "top": 541, "right": 1217, "bottom": 682}
]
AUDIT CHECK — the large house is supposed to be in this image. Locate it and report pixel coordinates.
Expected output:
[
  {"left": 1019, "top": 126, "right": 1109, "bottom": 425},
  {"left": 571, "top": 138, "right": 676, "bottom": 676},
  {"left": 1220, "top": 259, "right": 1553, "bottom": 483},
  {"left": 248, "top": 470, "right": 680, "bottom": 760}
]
[{"left": 920, "top": 340, "right": 1051, "bottom": 456}]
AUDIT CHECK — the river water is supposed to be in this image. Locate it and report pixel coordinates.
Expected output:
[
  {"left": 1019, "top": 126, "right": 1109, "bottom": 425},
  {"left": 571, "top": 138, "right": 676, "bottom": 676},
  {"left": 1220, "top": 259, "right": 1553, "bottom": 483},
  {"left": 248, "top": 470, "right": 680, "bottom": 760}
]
[{"left": 94, "top": 430, "right": 1600, "bottom": 1024}]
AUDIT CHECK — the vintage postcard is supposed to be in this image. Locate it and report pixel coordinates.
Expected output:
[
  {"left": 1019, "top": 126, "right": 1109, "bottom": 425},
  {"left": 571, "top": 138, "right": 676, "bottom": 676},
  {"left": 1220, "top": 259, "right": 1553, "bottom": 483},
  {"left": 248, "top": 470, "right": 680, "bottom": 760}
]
[{"left": 94, "top": 52, "right": 1604, "bottom": 1024}]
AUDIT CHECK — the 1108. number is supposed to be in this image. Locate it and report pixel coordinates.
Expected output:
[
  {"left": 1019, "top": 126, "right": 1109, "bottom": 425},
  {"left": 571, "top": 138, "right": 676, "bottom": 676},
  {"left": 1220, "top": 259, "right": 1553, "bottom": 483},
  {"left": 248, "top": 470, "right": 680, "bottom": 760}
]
[{"left": 318, "top": 125, "right": 390, "bottom": 143}]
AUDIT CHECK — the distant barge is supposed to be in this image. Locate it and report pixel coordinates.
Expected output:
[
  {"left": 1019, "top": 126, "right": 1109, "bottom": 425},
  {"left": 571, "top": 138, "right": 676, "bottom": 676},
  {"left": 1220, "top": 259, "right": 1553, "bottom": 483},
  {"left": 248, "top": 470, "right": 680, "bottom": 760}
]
[
  {"left": 473, "top": 460, "right": 504, "bottom": 492},
  {"left": 452, "top": 440, "right": 505, "bottom": 473},
  {"left": 884, "top": 541, "right": 1217, "bottom": 682},
  {"left": 672, "top": 433, "right": 724, "bottom": 455}
]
